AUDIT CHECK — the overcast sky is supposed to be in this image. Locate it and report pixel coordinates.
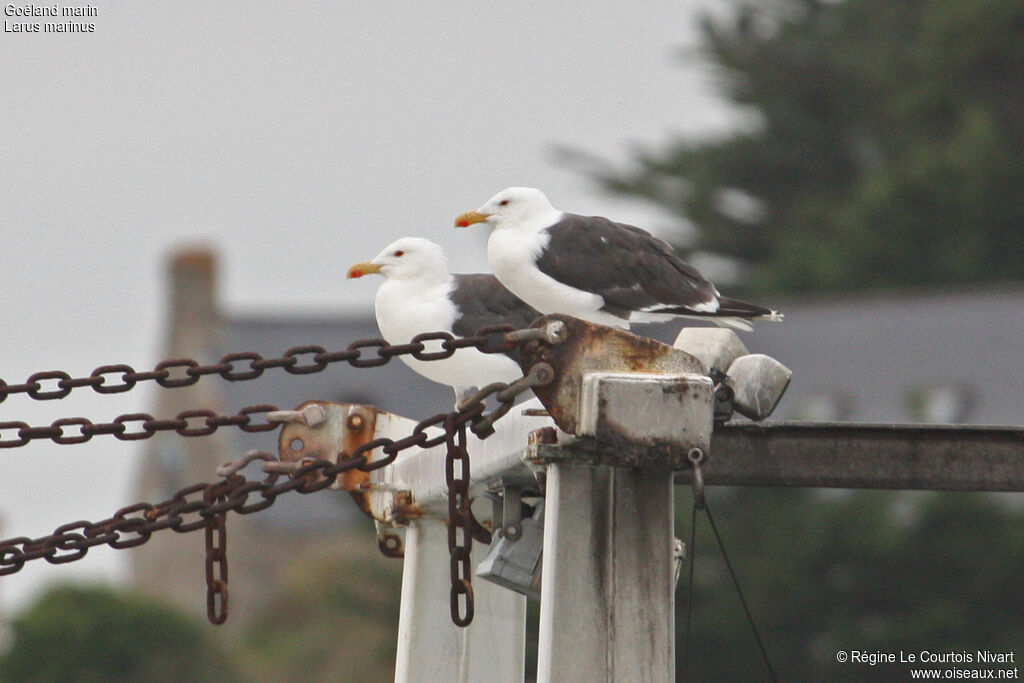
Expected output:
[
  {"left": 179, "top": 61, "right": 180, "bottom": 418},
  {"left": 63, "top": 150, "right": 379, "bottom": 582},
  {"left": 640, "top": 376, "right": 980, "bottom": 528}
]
[{"left": 0, "top": 0, "right": 742, "bottom": 612}]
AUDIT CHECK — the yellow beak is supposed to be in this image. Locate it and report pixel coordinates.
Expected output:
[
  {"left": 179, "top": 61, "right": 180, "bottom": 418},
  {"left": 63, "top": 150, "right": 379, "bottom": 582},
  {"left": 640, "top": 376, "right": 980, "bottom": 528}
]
[
  {"left": 455, "top": 210, "right": 490, "bottom": 228},
  {"left": 347, "top": 261, "right": 383, "bottom": 279}
]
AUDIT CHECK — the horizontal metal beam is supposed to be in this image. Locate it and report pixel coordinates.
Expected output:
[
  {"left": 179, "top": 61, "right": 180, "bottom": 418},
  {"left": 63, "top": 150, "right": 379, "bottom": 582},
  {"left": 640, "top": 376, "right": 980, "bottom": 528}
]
[
  {"left": 687, "top": 422, "right": 1024, "bottom": 491},
  {"left": 537, "top": 422, "right": 1024, "bottom": 491}
]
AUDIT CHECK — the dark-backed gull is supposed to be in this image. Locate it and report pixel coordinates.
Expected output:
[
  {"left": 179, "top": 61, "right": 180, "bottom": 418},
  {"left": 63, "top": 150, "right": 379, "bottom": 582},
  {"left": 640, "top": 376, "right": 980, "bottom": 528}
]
[
  {"left": 455, "top": 187, "right": 781, "bottom": 331},
  {"left": 348, "top": 237, "right": 540, "bottom": 402}
]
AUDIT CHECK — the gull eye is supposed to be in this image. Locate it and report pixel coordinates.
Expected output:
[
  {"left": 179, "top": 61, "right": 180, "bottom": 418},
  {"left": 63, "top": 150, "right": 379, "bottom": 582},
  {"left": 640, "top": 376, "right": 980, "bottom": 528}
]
[
  {"left": 393, "top": 250, "right": 404, "bottom": 257},
  {"left": 499, "top": 199, "right": 510, "bottom": 207}
]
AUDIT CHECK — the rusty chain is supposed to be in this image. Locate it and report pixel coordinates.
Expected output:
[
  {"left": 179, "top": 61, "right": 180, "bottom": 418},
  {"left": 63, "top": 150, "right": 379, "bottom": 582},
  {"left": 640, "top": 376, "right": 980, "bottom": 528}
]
[
  {"left": 446, "top": 416, "right": 474, "bottom": 626},
  {"left": 204, "top": 481, "right": 230, "bottom": 625},
  {"left": 0, "top": 354, "right": 554, "bottom": 626},
  {"left": 0, "top": 327, "right": 519, "bottom": 404},
  {"left": 0, "top": 404, "right": 281, "bottom": 449}
]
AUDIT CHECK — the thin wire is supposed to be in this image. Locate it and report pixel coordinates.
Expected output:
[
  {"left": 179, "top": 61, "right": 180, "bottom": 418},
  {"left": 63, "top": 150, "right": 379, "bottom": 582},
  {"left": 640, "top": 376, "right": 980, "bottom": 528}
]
[
  {"left": 704, "top": 501, "right": 778, "bottom": 683},
  {"left": 682, "top": 500, "right": 699, "bottom": 676}
]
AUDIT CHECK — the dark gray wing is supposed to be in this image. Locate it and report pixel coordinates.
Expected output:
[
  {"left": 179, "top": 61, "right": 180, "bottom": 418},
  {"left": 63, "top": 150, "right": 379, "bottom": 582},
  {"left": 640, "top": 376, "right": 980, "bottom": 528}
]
[
  {"left": 450, "top": 274, "right": 542, "bottom": 360},
  {"left": 533, "top": 214, "right": 720, "bottom": 318}
]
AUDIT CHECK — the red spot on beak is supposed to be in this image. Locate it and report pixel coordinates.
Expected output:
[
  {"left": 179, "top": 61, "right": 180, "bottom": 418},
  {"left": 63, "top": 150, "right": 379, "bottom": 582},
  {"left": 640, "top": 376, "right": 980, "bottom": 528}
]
[
  {"left": 348, "top": 262, "right": 381, "bottom": 278},
  {"left": 454, "top": 210, "right": 488, "bottom": 228}
]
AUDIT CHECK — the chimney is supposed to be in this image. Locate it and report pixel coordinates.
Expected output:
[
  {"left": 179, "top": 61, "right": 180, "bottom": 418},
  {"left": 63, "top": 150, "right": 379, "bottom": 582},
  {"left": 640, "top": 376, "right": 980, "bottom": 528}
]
[{"left": 166, "top": 247, "right": 220, "bottom": 361}]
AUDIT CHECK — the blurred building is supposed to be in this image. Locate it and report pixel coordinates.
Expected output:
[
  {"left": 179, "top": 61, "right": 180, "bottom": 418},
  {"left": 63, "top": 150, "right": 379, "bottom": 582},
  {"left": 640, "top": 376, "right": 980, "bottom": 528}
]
[
  {"left": 130, "top": 248, "right": 450, "bottom": 628},
  {"left": 745, "top": 286, "right": 1024, "bottom": 425},
  {"left": 131, "top": 248, "right": 1024, "bottom": 624}
]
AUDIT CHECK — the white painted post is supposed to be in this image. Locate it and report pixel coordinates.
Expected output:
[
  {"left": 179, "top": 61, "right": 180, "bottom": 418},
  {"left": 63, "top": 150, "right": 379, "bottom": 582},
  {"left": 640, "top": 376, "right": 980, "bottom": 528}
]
[
  {"left": 395, "top": 519, "right": 525, "bottom": 683},
  {"left": 385, "top": 400, "right": 552, "bottom": 683},
  {"left": 536, "top": 464, "right": 675, "bottom": 682},
  {"left": 535, "top": 372, "right": 714, "bottom": 683}
]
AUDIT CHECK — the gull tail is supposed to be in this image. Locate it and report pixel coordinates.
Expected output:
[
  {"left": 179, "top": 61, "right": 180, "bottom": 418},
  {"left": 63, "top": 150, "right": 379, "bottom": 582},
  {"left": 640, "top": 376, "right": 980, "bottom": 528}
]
[
  {"left": 633, "top": 296, "right": 783, "bottom": 330},
  {"left": 710, "top": 297, "right": 784, "bottom": 331},
  {"left": 716, "top": 296, "right": 784, "bottom": 321}
]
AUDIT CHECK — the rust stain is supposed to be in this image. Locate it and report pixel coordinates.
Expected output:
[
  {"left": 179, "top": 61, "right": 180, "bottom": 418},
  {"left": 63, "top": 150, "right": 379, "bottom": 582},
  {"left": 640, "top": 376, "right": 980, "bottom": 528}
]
[
  {"left": 278, "top": 401, "right": 381, "bottom": 518},
  {"left": 518, "top": 314, "right": 704, "bottom": 434},
  {"left": 388, "top": 489, "right": 424, "bottom": 525},
  {"left": 341, "top": 405, "right": 378, "bottom": 517}
]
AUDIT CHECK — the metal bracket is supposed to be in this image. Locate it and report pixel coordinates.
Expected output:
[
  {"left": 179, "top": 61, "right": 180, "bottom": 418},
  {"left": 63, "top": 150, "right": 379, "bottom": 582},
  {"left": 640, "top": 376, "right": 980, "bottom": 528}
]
[
  {"left": 578, "top": 372, "right": 714, "bottom": 457},
  {"left": 476, "top": 498, "right": 545, "bottom": 600},
  {"left": 276, "top": 400, "right": 431, "bottom": 528},
  {"left": 709, "top": 368, "right": 736, "bottom": 423},
  {"left": 526, "top": 373, "right": 714, "bottom": 469},
  {"left": 376, "top": 521, "right": 406, "bottom": 558},
  {"left": 484, "top": 476, "right": 539, "bottom": 543},
  {"left": 516, "top": 314, "right": 706, "bottom": 435}
]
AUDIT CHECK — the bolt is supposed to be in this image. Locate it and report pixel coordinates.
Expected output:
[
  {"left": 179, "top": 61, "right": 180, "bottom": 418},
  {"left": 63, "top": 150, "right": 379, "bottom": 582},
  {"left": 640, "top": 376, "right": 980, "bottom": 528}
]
[
  {"left": 347, "top": 413, "right": 365, "bottom": 430},
  {"left": 378, "top": 534, "right": 404, "bottom": 558},
  {"left": 521, "top": 408, "right": 551, "bottom": 417},
  {"left": 531, "top": 362, "right": 555, "bottom": 385},
  {"left": 302, "top": 404, "right": 327, "bottom": 427},
  {"left": 505, "top": 320, "right": 569, "bottom": 346},
  {"left": 544, "top": 320, "right": 568, "bottom": 345},
  {"left": 267, "top": 404, "right": 327, "bottom": 427}
]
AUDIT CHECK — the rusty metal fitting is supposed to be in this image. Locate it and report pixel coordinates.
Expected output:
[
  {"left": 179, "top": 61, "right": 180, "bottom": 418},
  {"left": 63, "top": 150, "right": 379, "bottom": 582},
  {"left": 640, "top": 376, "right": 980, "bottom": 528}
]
[
  {"left": 266, "top": 404, "right": 327, "bottom": 427},
  {"left": 378, "top": 532, "right": 404, "bottom": 558},
  {"left": 262, "top": 457, "right": 319, "bottom": 475},
  {"left": 505, "top": 320, "right": 568, "bottom": 346},
  {"left": 216, "top": 450, "right": 279, "bottom": 478},
  {"left": 495, "top": 363, "right": 555, "bottom": 404},
  {"left": 688, "top": 447, "right": 706, "bottom": 509}
]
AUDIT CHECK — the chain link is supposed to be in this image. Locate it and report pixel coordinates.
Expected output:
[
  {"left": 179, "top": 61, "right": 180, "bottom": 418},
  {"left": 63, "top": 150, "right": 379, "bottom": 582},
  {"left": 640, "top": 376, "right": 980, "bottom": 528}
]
[
  {"left": 0, "top": 404, "right": 280, "bottom": 449},
  {"left": 0, "top": 326, "right": 519, "bottom": 404},
  {"left": 204, "top": 479, "right": 231, "bottom": 625},
  {"left": 446, "top": 417, "right": 474, "bottom": 626}
]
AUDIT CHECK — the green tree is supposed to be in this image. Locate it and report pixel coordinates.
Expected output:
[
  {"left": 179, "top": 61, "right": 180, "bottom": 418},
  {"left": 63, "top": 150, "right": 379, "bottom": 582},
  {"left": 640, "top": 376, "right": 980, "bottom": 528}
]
[
  {"left": 0, "top": 584, "right": 240, "bottom": 682},
  {"left": 243, "top": 544, "right": 402, "bottom": 683},
  {"left": 677, "top": 488, "right": 1024, "bottom": 680},
  {"left": 587, "top": 0, "right": 1024, "bottom": 293}
]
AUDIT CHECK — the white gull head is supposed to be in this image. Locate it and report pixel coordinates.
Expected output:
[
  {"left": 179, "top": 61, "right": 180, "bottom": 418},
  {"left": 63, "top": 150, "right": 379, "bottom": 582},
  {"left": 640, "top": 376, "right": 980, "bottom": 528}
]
[
  {"left": 355, "top": 236, "right": 450, "bottom": 284},
  {"left": 466, "top": 187, "right": 561, "bottom": 232}
]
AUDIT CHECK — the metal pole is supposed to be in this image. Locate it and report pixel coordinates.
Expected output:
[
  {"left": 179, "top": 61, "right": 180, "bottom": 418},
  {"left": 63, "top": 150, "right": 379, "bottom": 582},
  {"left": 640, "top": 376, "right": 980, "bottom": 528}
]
[
  {"left": 395, "top": 518, "right": 526, "bottom": 683},
  {"left": 536, "top": 463, "right": 675, "bottom": 682},
  {"left": 693, "top": 422, "right": 1024, "bottom": 491}
]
